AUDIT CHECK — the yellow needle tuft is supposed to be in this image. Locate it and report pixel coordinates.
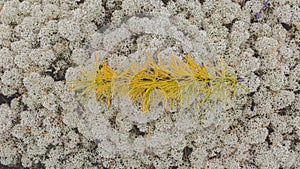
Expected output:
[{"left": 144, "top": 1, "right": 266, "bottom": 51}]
[
  {"left": 68, "top": 53, "right": 114, "bottom": 106},
  {"left": 128, "top": 52, "right": 181, "bottom": 112},
  {"left": 68, "top": 52, "right": 248, "bottom": 111}
]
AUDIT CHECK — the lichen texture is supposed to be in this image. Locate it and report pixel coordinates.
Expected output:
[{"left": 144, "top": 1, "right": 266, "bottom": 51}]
[{"left": 0, "top": 0, "right": 299, "bottom": 168}]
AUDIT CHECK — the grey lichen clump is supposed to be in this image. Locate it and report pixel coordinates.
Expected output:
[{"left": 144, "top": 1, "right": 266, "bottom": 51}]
[{"left": 1, "top": 0, "right": 300, "bottom": 168}]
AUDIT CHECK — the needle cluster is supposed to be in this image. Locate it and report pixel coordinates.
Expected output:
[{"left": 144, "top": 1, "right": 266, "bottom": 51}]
[{"left": 68, "top": 52, "right": 247, "bottom": 112}]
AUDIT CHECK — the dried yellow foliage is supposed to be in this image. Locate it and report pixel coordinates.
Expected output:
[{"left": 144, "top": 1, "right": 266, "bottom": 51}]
[
  {"left": 68, "top": 53, "right": 114, "bottom": 106},
  {"left": 169, "top": 54, "right": 247, "bottom": 106},
  {"left": 68, "top": 51, "right": 248, "bottom": 111},
  {"left": 204, "top": 57, "right": 248, "bottom": 104},
  {"left": 128, "top": 52, "right": 182, "bottom": 112}
]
